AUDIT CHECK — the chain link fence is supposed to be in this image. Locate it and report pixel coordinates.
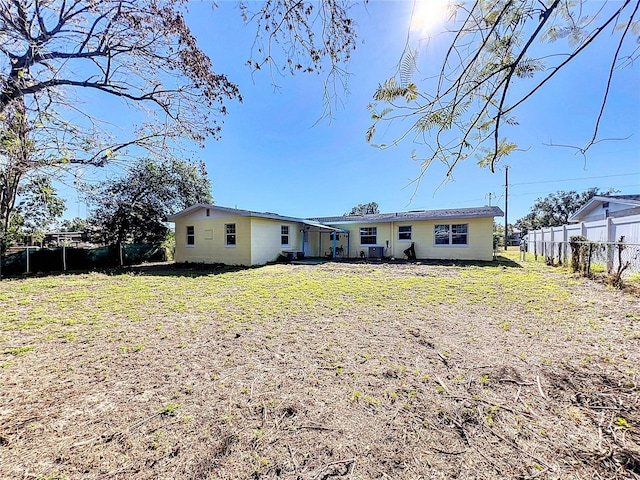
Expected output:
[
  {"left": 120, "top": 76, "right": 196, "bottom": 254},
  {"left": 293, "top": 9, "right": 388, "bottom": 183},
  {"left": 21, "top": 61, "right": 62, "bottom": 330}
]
[
  {"left": 527, "top": 238, "right": 640, "bottom": 280},
  {"left": 0, "top": 244, "right": 167, "bottom": 277}
]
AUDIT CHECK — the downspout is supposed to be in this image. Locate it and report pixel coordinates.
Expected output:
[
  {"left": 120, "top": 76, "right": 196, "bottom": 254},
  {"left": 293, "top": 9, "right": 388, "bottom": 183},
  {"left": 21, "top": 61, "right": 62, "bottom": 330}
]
[{"left": 390, "top": 222, "right": 394, "bottom": 258}]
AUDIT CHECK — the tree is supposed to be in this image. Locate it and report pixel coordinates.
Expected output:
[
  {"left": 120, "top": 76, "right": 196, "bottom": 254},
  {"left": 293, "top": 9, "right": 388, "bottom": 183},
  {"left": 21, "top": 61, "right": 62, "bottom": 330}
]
[
  {"left": 58, "top": 218, "right": 89, "bottom": 234},
  {"left": 241, "top": 0, "right": 358, "bottom": 117},
  {"left": 86, "top": 157, "right": 212, "bottom": 248},
  {"left": 0, "top": 0, "right": 359, "bottom": 248},
  {"left": 346, "top": 202, "right": 380, "bottom": 215},
  {"left": 514, "top": 188, "right": 617, "bottom": 233},
  {"left": 2, "top": 174, "right": 65, "bottom": 249},
  {"left": 366, "top": 1, "right": 639, "bottom": 183},
  {"left": 0, "top": 0, "right": 242, "bottom": 248}
]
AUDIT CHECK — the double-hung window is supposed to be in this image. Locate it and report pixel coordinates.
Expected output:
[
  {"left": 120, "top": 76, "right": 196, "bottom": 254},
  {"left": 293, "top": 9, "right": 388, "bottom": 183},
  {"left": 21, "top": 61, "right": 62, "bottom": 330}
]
[
  {"left": 186, "top": 226, "right": 195, "bottom": 246},
  {"left": 360, "top": 227, "right": 377, "bottom": 245},
  {"left": 225, "top": 223, "right": 236, "bottom": 246},
  {"left": 281, "top": 225, "right": 289, "bottom": 246},
  {"left": 434, "top": 224, "right": 468, "bottom": 245},
  {"left": 398, "top": 225, "right": 412, "bottom": 241}
]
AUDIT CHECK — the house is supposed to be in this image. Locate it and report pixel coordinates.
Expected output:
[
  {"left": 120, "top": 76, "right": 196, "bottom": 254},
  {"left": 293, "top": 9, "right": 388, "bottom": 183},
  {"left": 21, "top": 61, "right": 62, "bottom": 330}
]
[
  {"left": 569, "top": 195, "right": 640, "bottom": 223},
  {"left": 508, "top": 228, "right": 523, "bottom": 246},
  {"left": 168, "top": 204, "right": 504, "bottom": 266}
]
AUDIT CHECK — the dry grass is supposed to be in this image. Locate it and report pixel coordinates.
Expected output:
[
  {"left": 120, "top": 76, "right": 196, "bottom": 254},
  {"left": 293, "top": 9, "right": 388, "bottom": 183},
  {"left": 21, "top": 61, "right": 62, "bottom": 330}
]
[{"left": 0, "top": 252, "right": 639, "bottom": 479}]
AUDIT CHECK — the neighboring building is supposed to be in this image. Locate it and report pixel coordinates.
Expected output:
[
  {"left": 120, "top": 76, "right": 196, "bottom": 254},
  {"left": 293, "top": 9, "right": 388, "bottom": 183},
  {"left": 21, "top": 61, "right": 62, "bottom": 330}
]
[
  {"left": 168, "top": 204, "right": 504, "bottom": 266},
  {"left": 569, "top": 195, "right": 640, "bottom": 223},
  {"left": 508, "top": 228, "right": 523, "bottom": 246},
  {"left": 42, "top": 231, "right": 88, "bottom": 247}
]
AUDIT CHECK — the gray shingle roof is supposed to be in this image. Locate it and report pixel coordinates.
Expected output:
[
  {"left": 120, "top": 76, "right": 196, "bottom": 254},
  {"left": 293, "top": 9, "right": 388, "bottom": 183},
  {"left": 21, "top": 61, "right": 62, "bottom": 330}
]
[
  {"left": 308, "top": 206, "right": 504, "bottom": 224},
  {"left": 604, "top": 194, "right": 640, "bottom": 204}
]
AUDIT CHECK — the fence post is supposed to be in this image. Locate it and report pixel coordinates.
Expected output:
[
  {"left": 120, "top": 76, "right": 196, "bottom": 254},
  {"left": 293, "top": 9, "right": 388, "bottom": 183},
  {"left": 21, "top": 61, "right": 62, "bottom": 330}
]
[
  {"left": 606, "top": 217, "right": 614, "bottom": 273},
  {"left": 62, "top": 244, "right": 67, "bottom": 271},
  {"left": 26, "top": 247, "right": 30, "bottom": 274},
  {"left": 562, "top": 225, "right": 568, "bottom": 265}
]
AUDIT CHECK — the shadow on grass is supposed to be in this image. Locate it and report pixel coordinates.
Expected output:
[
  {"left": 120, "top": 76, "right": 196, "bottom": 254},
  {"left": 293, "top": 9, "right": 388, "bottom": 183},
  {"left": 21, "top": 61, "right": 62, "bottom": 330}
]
[{"left": 0, "top": 255, "right": 523, "bottom": 281}]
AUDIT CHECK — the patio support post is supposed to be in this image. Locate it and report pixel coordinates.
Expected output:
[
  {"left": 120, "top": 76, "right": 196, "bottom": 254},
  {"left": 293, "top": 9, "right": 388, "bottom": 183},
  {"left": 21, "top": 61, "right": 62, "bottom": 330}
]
[
  {"left": 347, "top": 232, "right": 350, "bottom": 259},
  {"left": 333, "top": 233, "right": 337, "bottom": 259}
]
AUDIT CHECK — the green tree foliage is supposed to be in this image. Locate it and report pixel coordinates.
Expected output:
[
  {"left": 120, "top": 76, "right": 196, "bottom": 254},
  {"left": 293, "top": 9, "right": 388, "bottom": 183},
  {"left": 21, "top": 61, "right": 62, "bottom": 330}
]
[
  {"left": 86, "top": 158, "right": 212, "bottom": 247},
  {"left": 3, "top": 175, "right": 65, "bottom": 249},
  {"left": 367, "top": 0, "right": 639, "bottom": 181},
  {"left": 515, "top": 188, "right": 617, "bottom": 233},
  {"left": 347, "top": 202, "right": 380, "bottom": 215},
  {"left": 0, "top": 0, "right": 358, "bottom": 246},
  {"left": 58, "top": 218, "right": 89, "bottom": 234},
  {"left": 0, "top": 0, "right": 240, "bottom": 249}
]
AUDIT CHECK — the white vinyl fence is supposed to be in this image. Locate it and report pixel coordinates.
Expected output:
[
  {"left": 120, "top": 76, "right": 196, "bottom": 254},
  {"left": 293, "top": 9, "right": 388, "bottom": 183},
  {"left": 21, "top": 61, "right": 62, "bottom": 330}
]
[{"left": 524, "top": 215, "right": 640, "bottom": 277}]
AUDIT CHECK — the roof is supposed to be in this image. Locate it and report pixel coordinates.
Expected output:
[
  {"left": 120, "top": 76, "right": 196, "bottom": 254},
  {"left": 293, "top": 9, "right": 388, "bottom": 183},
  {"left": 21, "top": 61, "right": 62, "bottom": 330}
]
[
  {"left": 168, "top": 204, "right": 504, "bottom": 227},
  {"left": 167, "top": 204, "right": 348, "bottom": 232},
  {"left": 308, "top": 206, "right": 504, "bottom": 224},
  {"left": 569, "top": 194, "right": 640, "bottom": 222},
  {"left": 167, "top": 204, "right": 307, "bottom": 223}
]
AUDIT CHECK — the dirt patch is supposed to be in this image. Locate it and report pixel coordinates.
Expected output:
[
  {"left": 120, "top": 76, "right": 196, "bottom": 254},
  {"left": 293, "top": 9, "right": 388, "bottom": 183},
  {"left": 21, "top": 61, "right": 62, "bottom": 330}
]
[{"left": 0, "top": 256, "right": 639, "bottom": 479}]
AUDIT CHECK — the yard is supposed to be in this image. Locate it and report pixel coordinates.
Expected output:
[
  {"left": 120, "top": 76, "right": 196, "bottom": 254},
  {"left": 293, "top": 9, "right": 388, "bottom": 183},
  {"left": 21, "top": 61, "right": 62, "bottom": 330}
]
[{"left": 1, "top": 253, "right": 639, "bottom": 479}]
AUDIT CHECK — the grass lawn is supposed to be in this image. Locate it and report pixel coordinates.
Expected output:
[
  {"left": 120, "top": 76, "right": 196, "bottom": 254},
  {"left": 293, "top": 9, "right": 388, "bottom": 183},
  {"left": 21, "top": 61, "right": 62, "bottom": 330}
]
[{"left": 0, "top": 252, "right": 639, "bottom": 479}]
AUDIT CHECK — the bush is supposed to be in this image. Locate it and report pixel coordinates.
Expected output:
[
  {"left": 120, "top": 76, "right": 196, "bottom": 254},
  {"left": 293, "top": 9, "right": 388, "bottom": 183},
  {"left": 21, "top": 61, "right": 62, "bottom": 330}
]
[{"left": 569, "top": 235, "right": 593, "bottom": 274}]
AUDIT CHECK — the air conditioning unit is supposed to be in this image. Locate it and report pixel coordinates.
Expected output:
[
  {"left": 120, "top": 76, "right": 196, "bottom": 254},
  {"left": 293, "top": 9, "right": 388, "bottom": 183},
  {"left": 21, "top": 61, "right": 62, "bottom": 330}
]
[{"left": 368, "top": 246, "right": 384, "bottom": 258}]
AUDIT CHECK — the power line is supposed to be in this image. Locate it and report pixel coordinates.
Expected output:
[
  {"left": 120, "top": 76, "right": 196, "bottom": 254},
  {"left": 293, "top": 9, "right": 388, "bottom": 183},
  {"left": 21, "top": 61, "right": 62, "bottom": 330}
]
[
  {"left": 421, "top": 183, "right": 636, "bottom": 210},
  {"left": 508, "top": 184, "right": 640, "bottom": 199},
  {"left": 510, "top": 172, "right": 639, "bottom": 187}
]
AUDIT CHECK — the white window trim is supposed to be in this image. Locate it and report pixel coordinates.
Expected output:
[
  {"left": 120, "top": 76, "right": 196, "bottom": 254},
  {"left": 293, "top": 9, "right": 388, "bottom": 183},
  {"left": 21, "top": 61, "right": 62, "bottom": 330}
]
[
  {"left": 281, "top": 225, "right": 290, "bottom": 247},
  {"left": 398, "top": 225, "right": 412, "bottom": 242},
  {"left": 433, "top": 223, "right": 469, "bottom": 247},
  {"left": 225, "top": 223, "right": 237, "bottom": 248},
  {"left": 186, "top": 226, "right": 195, "bottom": 248},
  {"left": 359, "top": 226, "right": 377, "bottom": 245}
]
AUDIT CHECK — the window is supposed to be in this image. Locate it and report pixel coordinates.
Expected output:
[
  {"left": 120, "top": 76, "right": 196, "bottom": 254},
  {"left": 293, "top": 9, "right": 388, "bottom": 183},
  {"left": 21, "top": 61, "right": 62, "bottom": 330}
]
[
  {"left": 206, "top": 208, "right": 210, "bottom": 217},
  {"left": 225, "top": 223, "right": 236, "bottom": 246},
  {"left": 186, "top": 226, "right": 195, "bottom": 246},
  {"left": 281, "top": 225, "right": 289, "bottom": 245},
  {"left": 434, "top": 224, "right": 468, "bottom": 246},
  {"left": 330, "top": 232, "right": 340, "bottom": 241},
  {"left": 398, "top": 225, "right": 412, "bottom": 241},
  {"left": 360, "top": 227, "right": 377, "bottom": 245}
]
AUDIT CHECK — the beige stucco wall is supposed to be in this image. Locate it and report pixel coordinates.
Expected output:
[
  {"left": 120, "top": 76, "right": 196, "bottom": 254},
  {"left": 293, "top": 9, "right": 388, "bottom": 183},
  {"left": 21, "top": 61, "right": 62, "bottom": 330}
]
[
  {"left": 173, "top": 206, "right": 496, "bottom": 264},
  {"left": 173, "top": 210, "right": 252, "bottom": 265},
  {"left": 173, "top": 208, "right": 306, "bottom": 265},
  {"left": 310, "top": 217, "right": 495, "bottom": 261},
  {"left": 250, "top": 218, "right": 302, "bottom": 265}
]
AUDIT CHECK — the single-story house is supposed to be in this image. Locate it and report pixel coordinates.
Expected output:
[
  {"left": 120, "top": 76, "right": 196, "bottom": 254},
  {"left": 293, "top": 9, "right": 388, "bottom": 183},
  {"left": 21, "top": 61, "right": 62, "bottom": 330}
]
[
  {"left": 569, "top": 195, "right": 640, "bottom": 223},
  {"left": 168, "top": 204, "right": 504, "bottom": 266}
]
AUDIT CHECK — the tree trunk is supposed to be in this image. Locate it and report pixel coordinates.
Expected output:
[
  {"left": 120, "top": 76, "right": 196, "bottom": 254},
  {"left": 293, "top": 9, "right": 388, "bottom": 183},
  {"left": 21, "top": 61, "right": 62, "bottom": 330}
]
[{"left": 0, "top": 98, "right": 30, "bottom": 252}]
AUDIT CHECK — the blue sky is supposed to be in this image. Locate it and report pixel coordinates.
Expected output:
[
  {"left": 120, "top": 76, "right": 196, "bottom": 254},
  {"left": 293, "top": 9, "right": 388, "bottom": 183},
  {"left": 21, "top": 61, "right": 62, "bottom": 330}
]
[{"left": 66, "top": 0, "right": 640, "bottom": 223}]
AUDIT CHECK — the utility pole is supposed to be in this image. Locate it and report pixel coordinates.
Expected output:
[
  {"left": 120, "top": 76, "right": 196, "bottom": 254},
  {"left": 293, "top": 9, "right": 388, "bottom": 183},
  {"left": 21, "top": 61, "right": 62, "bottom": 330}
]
[{"left": 504, "top": 166, "right": 509, "bottom": 251}]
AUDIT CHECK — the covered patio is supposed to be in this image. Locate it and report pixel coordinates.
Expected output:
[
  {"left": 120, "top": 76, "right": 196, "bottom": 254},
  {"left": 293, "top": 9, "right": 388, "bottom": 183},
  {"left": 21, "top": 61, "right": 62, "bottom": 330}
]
[{"left": 301, "top": 221, "right": 350, "bottom": 259}]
